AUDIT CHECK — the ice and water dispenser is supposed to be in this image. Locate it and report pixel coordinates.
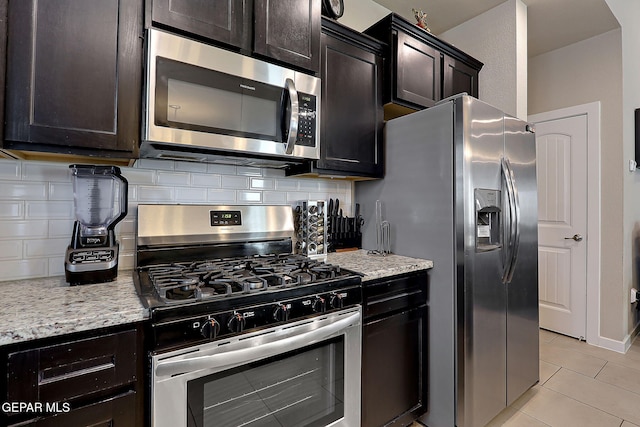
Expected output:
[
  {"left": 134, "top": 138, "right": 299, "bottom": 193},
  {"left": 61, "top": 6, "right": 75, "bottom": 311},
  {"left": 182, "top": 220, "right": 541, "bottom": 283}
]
[{"left": 474, "top": 189, "right": 502, "bottom": 251}]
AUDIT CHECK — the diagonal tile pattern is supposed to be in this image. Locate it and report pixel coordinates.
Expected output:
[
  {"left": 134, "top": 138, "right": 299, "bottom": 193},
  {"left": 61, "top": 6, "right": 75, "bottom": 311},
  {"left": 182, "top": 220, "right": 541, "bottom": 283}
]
[{"left": 412, "top": 329, "right": 640, "bottom": 427}]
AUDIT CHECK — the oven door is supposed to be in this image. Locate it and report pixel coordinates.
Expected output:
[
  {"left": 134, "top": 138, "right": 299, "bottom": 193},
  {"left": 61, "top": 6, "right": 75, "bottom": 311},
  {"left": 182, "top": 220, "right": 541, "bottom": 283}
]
[{"left": 151, "top": 307, "right": 361, "bottom": 427}]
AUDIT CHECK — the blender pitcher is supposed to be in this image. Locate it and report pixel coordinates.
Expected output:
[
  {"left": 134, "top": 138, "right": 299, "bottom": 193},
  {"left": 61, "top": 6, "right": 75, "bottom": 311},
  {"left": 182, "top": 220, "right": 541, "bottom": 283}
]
[{"left": 65, "top": 165, "right": 128, "bottom": 285}]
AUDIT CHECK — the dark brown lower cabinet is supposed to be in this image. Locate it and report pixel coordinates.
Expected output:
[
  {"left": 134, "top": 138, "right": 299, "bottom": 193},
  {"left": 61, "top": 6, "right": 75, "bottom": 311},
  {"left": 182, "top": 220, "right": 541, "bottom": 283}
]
[
  {"left": 7, "top": 392, "right": 136, "bottom": 427},
  {"left": 1, "top": 325, "right": 143, "bottom": 427},
  {"left": 362, "top": 271, "right": 429, "bottom": 427}
]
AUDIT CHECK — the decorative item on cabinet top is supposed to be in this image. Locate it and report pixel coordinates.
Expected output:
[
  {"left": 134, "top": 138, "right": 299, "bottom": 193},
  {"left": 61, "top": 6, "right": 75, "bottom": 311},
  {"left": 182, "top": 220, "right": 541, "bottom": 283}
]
[{"left": 412, "top": 8, "right": 431, "bottom": 33}]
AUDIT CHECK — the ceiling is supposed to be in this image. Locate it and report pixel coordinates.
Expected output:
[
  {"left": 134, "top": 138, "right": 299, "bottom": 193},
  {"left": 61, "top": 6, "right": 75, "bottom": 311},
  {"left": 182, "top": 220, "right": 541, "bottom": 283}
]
[{"left": 371, "top": 0, "right": 620, "bottom": 57}]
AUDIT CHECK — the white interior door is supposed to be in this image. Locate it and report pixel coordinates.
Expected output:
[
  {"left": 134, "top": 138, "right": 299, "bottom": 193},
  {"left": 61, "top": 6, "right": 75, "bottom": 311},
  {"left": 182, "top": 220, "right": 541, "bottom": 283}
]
[{"left": 534, "top": 114, "right": 588, "bottom": 339}]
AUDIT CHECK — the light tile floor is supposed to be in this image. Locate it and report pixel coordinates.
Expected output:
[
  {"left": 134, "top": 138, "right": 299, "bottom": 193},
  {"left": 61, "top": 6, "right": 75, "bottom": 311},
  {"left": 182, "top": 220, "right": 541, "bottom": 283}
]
[{"left": 414, "top": 329, "right": 640, "bottom": 427}]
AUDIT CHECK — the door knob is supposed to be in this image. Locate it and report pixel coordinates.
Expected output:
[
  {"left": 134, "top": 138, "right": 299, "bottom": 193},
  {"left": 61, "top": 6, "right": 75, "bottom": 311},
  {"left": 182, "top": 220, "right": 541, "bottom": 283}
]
[{"left": 564, "top": 234, "right": 583, "bottom": 242}]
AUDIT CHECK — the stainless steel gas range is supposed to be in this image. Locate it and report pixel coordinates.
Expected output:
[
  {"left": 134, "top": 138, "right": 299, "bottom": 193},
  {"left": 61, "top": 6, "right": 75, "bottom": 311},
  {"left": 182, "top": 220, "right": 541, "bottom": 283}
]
[{"left": 133, "top": 204, "right": 362, "bottom": 427}]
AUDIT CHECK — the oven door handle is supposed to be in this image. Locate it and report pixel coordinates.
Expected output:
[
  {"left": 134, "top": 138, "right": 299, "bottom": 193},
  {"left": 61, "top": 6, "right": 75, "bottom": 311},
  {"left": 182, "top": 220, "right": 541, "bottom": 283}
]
[{"left": 155, "top": 311, "right": 360, "bottom": 379}]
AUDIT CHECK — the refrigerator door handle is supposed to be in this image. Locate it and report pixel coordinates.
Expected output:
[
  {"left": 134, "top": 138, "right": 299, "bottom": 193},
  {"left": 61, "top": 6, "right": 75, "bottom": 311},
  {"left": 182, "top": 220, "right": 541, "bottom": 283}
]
[
  {"left": 501, "top": 157, "right": 521, "bottom": 283},
  {"left": 506, "top": 158, "right": 521, "bottom": 283}
]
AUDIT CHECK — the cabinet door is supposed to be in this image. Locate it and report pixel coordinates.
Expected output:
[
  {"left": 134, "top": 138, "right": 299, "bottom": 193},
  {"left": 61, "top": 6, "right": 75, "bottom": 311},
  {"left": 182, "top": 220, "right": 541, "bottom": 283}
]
[
  {"left": 362, "top": 306, "right": 427, "bottom": 427},
  {"left": 395, "top": 30, "right": 441, "bottom": 108},
  {"left": 0, "top": 1, "right": 6, "bottom": 148},
  {"left": 319, "top": 33, "right": 383, "bottom": 177},
  {"left": 254, "top": 0, "right": 320, "bottom": 73},
  {"left": 443, "top": 55, "right": 479, "bottom": 99},
  {"left": 7, "top": 392, "right": 136, "bottom": 427},
  {"left": 151, "top": 0, "right": 245, "bottom": 49},
  {"left": 4, "top": 0, "right": 142, "bottom": 158}
]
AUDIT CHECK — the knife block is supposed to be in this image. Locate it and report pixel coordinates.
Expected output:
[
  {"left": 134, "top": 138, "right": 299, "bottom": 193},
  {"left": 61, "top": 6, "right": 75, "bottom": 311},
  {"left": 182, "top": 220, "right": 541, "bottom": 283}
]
[{"left": 328, "top": 215, "right": 362, "bottom": 252}]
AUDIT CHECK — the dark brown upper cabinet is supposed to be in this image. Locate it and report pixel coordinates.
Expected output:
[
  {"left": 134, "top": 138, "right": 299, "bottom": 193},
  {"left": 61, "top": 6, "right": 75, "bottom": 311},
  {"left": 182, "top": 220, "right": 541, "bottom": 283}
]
[
  {"left": 443, "top": 55, "right": 479, "bottom": 99},
  {"left": 150, "top": 0, "right": 246, "bottom": 50},
  {"left": 149, "top": 0, "right": 321, "bottom": 74},
  {"left": 287, "top": 18, "right": 384, "bottom": 179},
  {"left": 3, "top": 0, "right": 143, "bottom": 160},
  {"left": 395, "top": 30, "right": 441, "bottom": 108},
  {"left": 365, "top": 13, "right": 483, "bottom": 119},
  {"left": 254, "top": 0, "right": 321, "bottom": 73},
  {"left": 317, "top": 18, "right": 384, "bottom": 178}
]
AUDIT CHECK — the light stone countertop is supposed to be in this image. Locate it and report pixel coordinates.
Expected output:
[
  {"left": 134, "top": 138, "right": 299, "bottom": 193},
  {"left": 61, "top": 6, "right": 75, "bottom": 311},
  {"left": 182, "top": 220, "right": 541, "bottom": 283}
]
[
  {"left": 0, "top": 272, "right": 148, "bottom": 347},
  {"left": 0, "top": 251, "right": 431, "bottom": 347},
  {"left": 327, "top": 249, "right": 433, "bottom": 281}
]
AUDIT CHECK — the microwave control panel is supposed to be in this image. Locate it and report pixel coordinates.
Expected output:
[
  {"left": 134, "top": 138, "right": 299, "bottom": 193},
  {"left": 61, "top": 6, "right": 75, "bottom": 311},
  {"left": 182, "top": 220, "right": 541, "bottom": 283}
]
[{"left": 296, "top": 93, "right": 317, "bottom": 147}]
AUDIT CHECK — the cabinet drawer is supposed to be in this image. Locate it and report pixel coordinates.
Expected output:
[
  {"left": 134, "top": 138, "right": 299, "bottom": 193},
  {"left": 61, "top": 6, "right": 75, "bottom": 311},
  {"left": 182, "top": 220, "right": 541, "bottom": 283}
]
[
  {"left": 7, "top": 330, "right": 137, "bottom": 403},
  {"left": 363, "top": 272, "right": 428, "bottom": 319},
  {"left": 7, "top": 391, "right": 136, "bottom": 427}
]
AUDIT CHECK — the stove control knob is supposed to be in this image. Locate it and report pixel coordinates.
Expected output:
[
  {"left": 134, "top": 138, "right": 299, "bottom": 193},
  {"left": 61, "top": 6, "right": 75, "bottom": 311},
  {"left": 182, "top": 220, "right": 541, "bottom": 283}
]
[
  {"left": 227, "top": 312, "right": 245, "bottom": 333},
  {"left": 330, "top": 293, "right": 344, "bottom": 309},
  {"left": 312, "top": 296, "right": 326, "bottom": 313},
  {"left": 200, "top": 318, "right": 220, "bottom": 339},
  {"left": 273, "top": 303, "right": 290, "bottom": 322}
]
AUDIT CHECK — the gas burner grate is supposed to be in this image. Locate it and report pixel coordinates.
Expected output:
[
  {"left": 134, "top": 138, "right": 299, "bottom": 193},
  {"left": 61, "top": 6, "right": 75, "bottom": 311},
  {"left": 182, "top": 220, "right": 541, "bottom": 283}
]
[{"left": 143, "top": 254, "right": 351, "bottom": 304}]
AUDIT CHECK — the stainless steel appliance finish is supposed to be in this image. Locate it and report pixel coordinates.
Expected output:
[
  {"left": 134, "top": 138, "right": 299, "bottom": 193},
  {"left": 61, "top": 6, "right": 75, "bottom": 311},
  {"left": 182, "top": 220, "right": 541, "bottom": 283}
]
[
  {"left": 137, "top": 204, "right": 295, "bottom": 247},
  {"left": 142, "top": 29, "right": 321, "bottom": 166},
  {"left": 355, "top": 95, "right": 539, "bottom": 427},
  {"left": 152, "top": 307, "right": 361, "bottom": 427},
  {"left": 134, "top": 204, "right": 362, "bottom": 427}
]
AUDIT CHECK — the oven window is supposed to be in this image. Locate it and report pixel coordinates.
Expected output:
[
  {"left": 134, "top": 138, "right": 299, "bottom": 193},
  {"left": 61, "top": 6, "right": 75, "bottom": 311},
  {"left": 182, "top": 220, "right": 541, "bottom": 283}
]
[{"left": 187, "top": 337, "right": 344, "bottom": 427}]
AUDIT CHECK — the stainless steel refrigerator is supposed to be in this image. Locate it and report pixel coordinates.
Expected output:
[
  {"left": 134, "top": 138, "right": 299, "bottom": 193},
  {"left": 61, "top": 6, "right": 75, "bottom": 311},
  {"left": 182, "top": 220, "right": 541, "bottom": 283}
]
[{"left": 355, "top": 95, "right": 539, "bottom": 427}]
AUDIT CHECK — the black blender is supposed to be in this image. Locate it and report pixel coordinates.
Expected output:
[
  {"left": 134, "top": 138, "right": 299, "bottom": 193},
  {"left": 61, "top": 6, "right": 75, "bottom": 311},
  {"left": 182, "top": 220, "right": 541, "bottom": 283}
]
[{"left": 65, "top": 165, "right": 128, "bottom": 285}]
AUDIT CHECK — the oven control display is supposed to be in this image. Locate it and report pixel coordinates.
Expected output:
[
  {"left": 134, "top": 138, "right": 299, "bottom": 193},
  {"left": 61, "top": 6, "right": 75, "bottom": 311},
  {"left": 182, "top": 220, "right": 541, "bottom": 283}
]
[{"left": 210, "top": 210, "right": 242, "bottom": 226}]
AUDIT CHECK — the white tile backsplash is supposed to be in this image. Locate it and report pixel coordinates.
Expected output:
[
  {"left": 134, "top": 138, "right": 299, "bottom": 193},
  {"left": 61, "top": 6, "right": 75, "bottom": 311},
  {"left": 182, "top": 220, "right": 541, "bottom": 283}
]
[
  {"left": 0, "top": 240, "right": 22, "bottom": 260},
  {"left": 0, "top": 259, "right": 48, "bottom": 281},
  {"left": 0, "top": 202, "right": 23, "bottom": 219},
  {"left": 0, "top": 158, "right": 354, "bottom": 281},
  {"left": 156, "top": 170, "right": 190, "bottom": 186},
  {"left": 0, "top": 159, "right": 21, "bottom": 180},
  {"left": 0, "top": 220, "right": 48, "bottom": 238},
  {"left": 221, "top": 175, "right": 249, "bottom": 190},
  {"left": 26, "top": 201, "right": 74, "bottom": 219},
  {"left": 24, "top": 238, "right": 68, "bottom": 258},
  {"left": 0, "top": 183, "right": 48, "bottom": 200}
]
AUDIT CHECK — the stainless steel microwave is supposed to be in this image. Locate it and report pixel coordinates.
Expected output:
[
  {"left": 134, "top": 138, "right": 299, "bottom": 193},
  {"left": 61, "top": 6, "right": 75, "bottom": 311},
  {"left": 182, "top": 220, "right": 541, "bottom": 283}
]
[{"left": 141, "top": 29, "right": 320, "bottom": 166}]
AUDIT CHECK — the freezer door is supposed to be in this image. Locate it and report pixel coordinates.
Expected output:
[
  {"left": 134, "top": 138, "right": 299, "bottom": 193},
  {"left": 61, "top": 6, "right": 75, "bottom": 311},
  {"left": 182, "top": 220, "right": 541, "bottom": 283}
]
[
  {"left": 457, "top": 96, "right": 507, "bottom": 427},
  {"left": 504, "top": 115, "right": 539, "bottom": 405}
]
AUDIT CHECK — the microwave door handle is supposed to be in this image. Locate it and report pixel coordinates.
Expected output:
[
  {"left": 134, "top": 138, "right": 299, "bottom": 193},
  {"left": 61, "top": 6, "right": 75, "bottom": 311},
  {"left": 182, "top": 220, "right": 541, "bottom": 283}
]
[
  {"left": 284, "top": 78, "right": 299, "bottom": 154},
  {"left": 154, "top": 311, "right": 360, "bottom": 380}
]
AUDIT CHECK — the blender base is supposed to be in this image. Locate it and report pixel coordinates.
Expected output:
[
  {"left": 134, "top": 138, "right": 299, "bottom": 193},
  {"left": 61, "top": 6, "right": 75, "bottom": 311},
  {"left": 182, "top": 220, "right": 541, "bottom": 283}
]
[{"left": 65, "top": 264, "right": 119, "bottom": 286}]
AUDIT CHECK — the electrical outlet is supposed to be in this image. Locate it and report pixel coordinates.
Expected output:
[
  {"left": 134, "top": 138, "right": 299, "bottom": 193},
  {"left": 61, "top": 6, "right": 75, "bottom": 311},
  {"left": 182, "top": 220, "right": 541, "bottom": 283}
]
[{"left": 631, "top": 288, "right": 639, "bottom": 304}]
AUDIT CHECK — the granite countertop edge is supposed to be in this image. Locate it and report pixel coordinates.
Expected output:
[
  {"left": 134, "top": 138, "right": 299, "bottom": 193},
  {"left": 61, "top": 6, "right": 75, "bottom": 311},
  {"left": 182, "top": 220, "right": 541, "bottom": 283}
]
[
  {"left": 0, "top": 271, "right": 149, "bottom": 347},
  {"left": 0, "top": 251, "right": 432, "bottom": 347},
  {"left": 327, "top": 249, "right": 433, "bottom": 282}
]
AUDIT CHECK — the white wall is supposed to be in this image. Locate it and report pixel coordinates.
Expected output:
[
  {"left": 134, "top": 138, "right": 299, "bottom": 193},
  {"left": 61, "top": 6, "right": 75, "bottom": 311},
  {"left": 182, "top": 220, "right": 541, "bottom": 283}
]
[
  {"left": 340, "top": 0, "right": 390, "bottom": 31},
  {"left": 529, "top": 29, "right": 624, "bottom": 341},
  {"left": 440, "top": 0, "right": 528, "bottom": 119},
  {"left": 0, "top": 159, "right": 352, "bottom": 281},
  {"left": 604, "top": 0, "right": 640, "bottom": 339}
]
